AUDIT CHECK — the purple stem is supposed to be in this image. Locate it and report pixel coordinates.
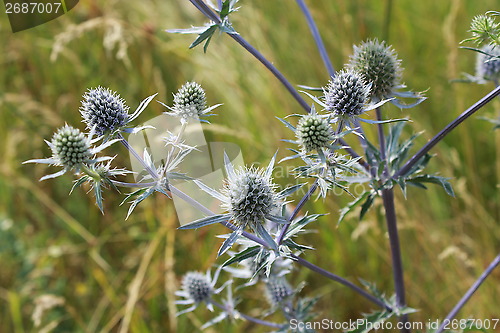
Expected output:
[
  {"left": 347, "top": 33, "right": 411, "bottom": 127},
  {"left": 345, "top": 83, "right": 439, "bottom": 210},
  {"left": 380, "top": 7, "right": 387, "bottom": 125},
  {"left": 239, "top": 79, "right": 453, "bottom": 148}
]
[
  {"left": 395, "top": 85, "right": 500, "bottom": 178},
  {"left": 290, "top": 254, "right": 391, "bottom": 310},
  {"left": 295, "top": 0, "right": 335, "bottom": 77},
  {"left": 436, "top": 254, "right": 500, "bottom": 333}
]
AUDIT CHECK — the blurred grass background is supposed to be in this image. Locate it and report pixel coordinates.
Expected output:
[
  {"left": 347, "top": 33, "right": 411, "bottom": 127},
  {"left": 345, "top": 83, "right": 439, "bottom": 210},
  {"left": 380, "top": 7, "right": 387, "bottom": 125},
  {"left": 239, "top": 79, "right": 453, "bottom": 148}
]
[{"left": 1, "top": 0, "right": 499, "bottom": 332}]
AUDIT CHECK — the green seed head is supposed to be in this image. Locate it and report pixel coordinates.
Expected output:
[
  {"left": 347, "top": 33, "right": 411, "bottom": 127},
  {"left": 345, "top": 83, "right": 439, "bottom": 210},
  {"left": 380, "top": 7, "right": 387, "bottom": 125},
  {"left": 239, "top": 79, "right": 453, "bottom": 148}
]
[
  {"left": 348, "top": 39, "right": 402, "bottom": 99},
  {"left": 51, "top": 125, "right": 92, "bottom": 169},
  {"left": 324, "top": 69, "right": 370, "bottom": 118},
  {"left": 182, "top": 271, "right": 213, "bottom": 303},
  {"left": 173, "top": 81, "right": 207, "bottom": 119},
  {"left": 295, "top": 114, "right": 334, "bottom": 152}
]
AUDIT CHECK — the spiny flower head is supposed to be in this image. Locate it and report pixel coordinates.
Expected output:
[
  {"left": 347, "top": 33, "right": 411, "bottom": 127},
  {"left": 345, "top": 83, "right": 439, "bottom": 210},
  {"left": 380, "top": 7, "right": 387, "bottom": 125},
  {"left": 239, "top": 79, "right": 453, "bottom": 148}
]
[
  {"left": 23, "top": 125, "right": 119, "bottom": 181},
  {"left": 265, "top": 276, "right": 293, "bottom": 306},
  {"left": 181, "top": 271, "right": 213, "bottom": 304},
  {"left": 324, "top": 69, "right": 371, "bottom": 119},
  {"left": 475, "top": 44, "right": 500, "bottom": 82},
  {"left": 468, "top": 14, "right": 500, "bottom": 45},
  {"left": 348, "top": 39, "right": 402, "bottom": 99},
  {"left": 51, "top": 125, "right": 92, "bottom": 169},
  {"left": 295, "top": 113, "right": 334, "bottom": 153},
  {"left": 160, "top": 81, "right": 220, "bottom": 123},
  {"left": 80, "top": 87, "right": 130, "bottom": 136},
  {"left": 174, "top": 81, "right": 207, "bottom": 117},
  {"left": 223, "top": 166, "right": 280, "bottom": 230}
]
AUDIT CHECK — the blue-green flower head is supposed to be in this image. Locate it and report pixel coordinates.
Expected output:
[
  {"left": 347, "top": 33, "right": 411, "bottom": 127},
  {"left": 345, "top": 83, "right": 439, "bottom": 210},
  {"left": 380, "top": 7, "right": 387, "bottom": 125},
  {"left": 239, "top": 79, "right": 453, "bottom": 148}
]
[
  {"left": 324, "top": 69, "right": 371, "bottom": 119},
  {"left": 348, "top": 39, "right": 402, "bottom": 100},
  {"left": 223, "top": 166, "right": 280, "bottom": 230},
  {"left": 181, "top": 271, "right": 213, "bottom": 304},
  {"left": 265, "top": 276, "right": 293, "bottom": 306},
  {"left": 80, "top": 87, "right": 130, "bottom": 136},
  {"left": 295, "top": 113, "right": 334, "bottom": 153},
  {"left": 476, "top": 44, "right": 500, "bottom": 82},
  {"left": 173, "top": 81, "right": 207, "bottom": 119}
]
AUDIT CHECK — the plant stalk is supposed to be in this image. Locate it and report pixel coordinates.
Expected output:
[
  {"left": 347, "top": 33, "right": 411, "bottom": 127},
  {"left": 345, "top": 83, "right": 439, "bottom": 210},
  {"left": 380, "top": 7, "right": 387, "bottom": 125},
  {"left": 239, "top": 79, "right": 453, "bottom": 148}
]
[
  {"left": 395, "top": 85, "right": 500, "bottom": 178},
  {"left": 381, "top": 188, "right": 409, "bottom": 332},
  {"left": 436, "top": 254, "right": 500, "bottom": 333},
  {"left": 295, "top": 0, "right": 335, "bottom": 77},
  {"left": 290, "top": 254, "right": 391, "bottom": 311}
]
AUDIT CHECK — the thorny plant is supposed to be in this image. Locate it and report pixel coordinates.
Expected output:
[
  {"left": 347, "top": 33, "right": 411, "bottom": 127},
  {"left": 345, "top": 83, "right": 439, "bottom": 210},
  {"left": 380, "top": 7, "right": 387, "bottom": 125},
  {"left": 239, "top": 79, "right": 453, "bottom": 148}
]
[{"left": 24, "top": 1, "right": 500, "bottom": 332}]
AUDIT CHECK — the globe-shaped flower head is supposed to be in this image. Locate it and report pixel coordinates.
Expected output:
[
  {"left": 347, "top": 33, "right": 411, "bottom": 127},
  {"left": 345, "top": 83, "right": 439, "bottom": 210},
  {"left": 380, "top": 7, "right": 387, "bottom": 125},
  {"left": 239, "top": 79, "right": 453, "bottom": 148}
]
[
  {"left": 223, "top": 166, "right": 279, "bottom": 231},
  {"left": 80, "top": 87, "right": 130, "bottom": 136},
  {"left": 324, "top": 69, "right": 371, "bottom": 119},
  {"left": 173, "top": 81, "right": 207, "bottom": 118},
  {"left": 265, "top": 276, "right": 293, "bottom": 306},
  {"left": 51, "top": 125, "right": 92, "bottom": 169},
  {"left": 295, "top": 113, "right": 334, "bottom": 152},
  {"left": 23, "top": 124, "right": 118, "bottom": 181},
  {"left": 475, "top": 44, "right": 500, "bottom": 83},
  {"left": 348, "top": 39, "right": 402, "bottom": 100},
  {"left": 181, "top": 271, "right": 213, "bottom": 304}
]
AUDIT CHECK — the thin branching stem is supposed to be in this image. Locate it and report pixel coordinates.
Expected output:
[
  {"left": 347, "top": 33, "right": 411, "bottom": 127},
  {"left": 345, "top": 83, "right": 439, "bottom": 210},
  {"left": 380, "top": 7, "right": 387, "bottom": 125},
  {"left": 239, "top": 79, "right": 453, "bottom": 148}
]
[
  {"left": 276, "top": 180, "right": 318, "bottom": 245},
  {"left": 118, "top": 133, "right": 159, "bottom": 180},
  {"left": 395, "top": 85, "right": 500, "bottom": 178},
  {"left": 376, "top": 106, "right": 409, "bottom": 332},
  {"left": 290, "top": 254, "right": 391, "bottom": 311},
  {"left": 211, "top": 300, "right": 284, "bottom": 329},
  {"left": 436, "top": 254, "right": 500, "bottom": 333},
  {"left": 295, "top": 0, "right": 335, "bottom": 77},
  {"left": 381, "top": 188, "right": 409, "bottom": 332}
]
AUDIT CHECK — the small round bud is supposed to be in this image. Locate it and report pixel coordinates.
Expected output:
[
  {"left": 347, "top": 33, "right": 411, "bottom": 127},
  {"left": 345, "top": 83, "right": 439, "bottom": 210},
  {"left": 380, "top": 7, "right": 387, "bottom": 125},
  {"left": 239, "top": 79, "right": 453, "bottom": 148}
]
[
  {"left": 224, "top": 168, "right": 278, "bottom": 230},
  {"left": 324, "top": 69, "right": 370, "bottom": 118},
  {"left": 51, "top": 125, "right": 91, "bottom": 169},
  {"left": 475, "top": 44, "right": 500, "bottom": 82},
  {"left": 80, "top": 87, "right": 129, "bottom": 136},
  {"left": 173, "top": 81, "right": 207, "bottom": 119},
  {"left": 348, "top": 39, "right": 402, "bottom": 99},
  {"left": 181, "top": 271, "right": 213, "bottom": 304},
  {"left": 265, "top": 277, "right": 293, "bottom": 306},
  {"left": 295, "top": 114, "right": 334, "bottom": 152}
]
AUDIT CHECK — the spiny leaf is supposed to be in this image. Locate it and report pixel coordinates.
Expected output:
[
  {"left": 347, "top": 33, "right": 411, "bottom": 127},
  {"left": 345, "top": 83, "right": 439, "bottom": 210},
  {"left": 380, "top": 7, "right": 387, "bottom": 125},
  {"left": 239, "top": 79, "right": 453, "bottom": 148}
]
[{"left": 222, "top": 246, "right": 260, "bottom": 267}]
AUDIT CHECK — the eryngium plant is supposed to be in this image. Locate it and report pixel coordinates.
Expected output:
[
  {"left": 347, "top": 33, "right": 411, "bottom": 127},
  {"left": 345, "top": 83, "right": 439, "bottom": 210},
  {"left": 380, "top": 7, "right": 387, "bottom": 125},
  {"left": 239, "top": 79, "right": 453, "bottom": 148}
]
[
  {"left": 80, "top": 87, "right": 130, "bottom": 136},
  {"left": 23, "top": 124, "right": 117, "bottom": 180},
  {"left": 324, "top": 69, "right": 371, "bottom": 119},
  {"left": 295, "top": 113, "right": 334, "bottom": 152},
  {"left": 160, "top": 81, "right": 221, "bottom": 123},
  {"left": 23, "top": 2, "right": 500, "bottom": 332},
  {"left": 348, "top": 39, "right": 402, "bottom": 100}
]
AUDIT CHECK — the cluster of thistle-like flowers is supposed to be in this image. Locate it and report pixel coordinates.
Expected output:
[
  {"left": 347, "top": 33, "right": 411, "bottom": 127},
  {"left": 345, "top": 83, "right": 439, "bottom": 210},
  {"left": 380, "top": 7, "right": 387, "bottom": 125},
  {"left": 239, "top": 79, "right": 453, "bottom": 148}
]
[{"left": 293, "top": 39, "right": 402, "bottom": 154}]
